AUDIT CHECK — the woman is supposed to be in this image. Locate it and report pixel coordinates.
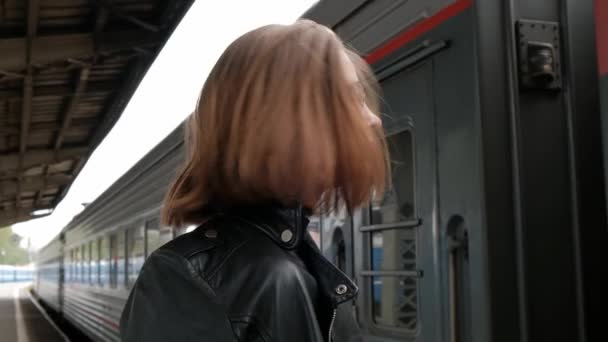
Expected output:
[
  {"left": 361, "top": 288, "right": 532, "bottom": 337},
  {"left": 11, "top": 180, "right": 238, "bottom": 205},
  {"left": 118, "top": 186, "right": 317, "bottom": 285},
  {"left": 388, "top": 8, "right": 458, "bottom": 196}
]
[{"left": 120, "top": 20, "right": 388, "bottom": 342}]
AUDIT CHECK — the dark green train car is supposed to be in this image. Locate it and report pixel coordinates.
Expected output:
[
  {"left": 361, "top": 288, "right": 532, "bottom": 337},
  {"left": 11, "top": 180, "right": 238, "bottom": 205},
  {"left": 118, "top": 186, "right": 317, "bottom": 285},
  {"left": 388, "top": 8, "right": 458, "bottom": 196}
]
[{"left": 305, "top": 1, "right": 608, "bottom": 341}]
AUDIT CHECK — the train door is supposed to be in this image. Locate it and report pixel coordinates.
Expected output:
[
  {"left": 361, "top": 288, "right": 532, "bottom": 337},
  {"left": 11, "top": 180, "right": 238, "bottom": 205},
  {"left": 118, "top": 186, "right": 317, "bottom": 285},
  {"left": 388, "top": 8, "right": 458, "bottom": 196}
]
[
  {"left": 316, "top": 60, "right": 449, "bottom": 342},
  {"left": 305, "top": 1, "right": 480, "bottom": 341},
  {"left": 352, "top": 60, "right": 445, "bottom": 342}
]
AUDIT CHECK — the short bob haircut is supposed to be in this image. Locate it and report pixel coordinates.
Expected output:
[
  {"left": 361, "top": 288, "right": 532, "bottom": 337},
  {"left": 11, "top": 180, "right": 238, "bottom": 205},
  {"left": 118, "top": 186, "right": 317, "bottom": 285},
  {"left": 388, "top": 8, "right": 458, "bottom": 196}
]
[{"left": 162, "top": 20, "right": 389, "bottom": 227}]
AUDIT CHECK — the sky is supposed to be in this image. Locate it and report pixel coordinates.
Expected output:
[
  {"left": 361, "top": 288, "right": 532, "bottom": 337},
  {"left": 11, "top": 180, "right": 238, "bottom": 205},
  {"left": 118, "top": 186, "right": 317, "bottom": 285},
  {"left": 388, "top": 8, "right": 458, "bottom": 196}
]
[{"left": 12, "top": 0, "right": 318, "bottom": 250}]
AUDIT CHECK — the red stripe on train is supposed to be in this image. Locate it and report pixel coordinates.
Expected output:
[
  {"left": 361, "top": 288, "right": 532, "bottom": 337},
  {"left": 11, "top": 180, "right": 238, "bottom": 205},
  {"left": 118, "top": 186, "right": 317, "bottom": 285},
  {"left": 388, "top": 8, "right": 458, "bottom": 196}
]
[
  {"left": 596, "top": 0, "right": 608, "bottom": 76},
  {"left": 365, "top": 0, "right": 474, "bottom": 64},
  {"left": 70, "top": 300, "right": 120, "bottom": 332}
]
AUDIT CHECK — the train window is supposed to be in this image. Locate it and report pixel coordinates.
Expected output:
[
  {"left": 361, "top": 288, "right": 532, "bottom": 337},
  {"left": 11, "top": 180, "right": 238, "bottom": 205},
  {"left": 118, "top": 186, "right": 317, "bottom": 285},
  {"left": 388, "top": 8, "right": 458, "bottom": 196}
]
[
  {"left": 99, "top": 236, "right": 108, "bottom": 287},
  {"left": 71, "top": 249, "right": 76, "bottom": 283},
  {"left": 90, "top": 240, "right": 98, "bottom": 285},
  {"left": 75, "top": 246, "right": 80, "bottom": 283},
  {"left": 332, "top": 228, "right": 346, "bottom": 272},
  {"left": 64, "top": 250, "right": 69, "bottom": 283},
  {"left": 74, "top": 246, "right": 80, "bottom": 283},
  {"left": 363, "top": 129, "right": 419, "bottom": 332},
  {"left": 308, "top": 217, "right": 321, "bottom": 248},
  {"left": 127, "top": 225, "right": 145, "bottom": 287},
  {"left": 117, "top": 231, "right": 126, "bottom": 287},
  {"left": 319, "top": 208, "right": 350, "bottom": 267},
  {"left": 109, "top": 234, "right": 118, "bottom": 288},
  {"left": 320, "top": 210, "right": 349, "bottom": 272},
  {"left": 77, "top": 245, "right": 81, "bottom": 283},
  {"left": 71, "top": 248, "right": 75, "bottom": 283},
  {"left": 67, "top": 249, "right": 73, "bottom": 283},
  {"left": 371, "top": 130, "right": 415, "bottom": 223},
  {"left": 81, "top": 244, "right": 87, "bottom": 283},
  {"left": 85, "top": 244, "right": 90, "bottom": 283},
  {"left": 145, "top": 218, "right": 172, "bottom": 257}
]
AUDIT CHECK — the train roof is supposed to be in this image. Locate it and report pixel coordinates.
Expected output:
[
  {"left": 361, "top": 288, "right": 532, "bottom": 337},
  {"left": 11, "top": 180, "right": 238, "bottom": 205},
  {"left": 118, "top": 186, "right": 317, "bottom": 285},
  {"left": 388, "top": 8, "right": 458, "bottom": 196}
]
[
  {"left": 62, "top": 122, "right": 184, "bottom": 234},
  {"left": 0, "top": 0, "right": 194, "bottom": 227},
  {"left": 35, "top": 122, "right": 184, "bottom": 251}
]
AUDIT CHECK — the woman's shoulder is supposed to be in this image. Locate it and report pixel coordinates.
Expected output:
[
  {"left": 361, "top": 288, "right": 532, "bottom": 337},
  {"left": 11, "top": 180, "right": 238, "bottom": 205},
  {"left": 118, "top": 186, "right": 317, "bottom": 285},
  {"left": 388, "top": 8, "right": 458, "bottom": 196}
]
[{"left": 147, "top": 215, "right": 291, "bottom": 279}]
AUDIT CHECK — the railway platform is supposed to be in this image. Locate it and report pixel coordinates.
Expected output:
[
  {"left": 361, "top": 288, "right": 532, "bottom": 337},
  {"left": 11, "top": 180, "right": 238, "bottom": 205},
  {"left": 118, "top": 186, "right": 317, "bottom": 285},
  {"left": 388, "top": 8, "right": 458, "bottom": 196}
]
[{"left": 0, "top": 282, "right": 67, "bottom": 342}]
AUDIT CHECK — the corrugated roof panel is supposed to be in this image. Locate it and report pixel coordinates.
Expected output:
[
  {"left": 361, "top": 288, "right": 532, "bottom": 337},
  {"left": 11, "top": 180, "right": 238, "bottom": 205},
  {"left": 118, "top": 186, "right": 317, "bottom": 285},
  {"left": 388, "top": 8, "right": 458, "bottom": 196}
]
[{"left": 0, "top": 0, "right": 195, "bottom": 226}]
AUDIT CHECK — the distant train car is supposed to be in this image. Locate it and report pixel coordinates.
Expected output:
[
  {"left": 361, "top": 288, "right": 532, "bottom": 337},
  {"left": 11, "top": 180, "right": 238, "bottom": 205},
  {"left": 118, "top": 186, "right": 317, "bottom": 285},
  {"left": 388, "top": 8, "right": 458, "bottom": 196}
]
[
  {"left": 34, "top": 0, "right": 607, "bottom": 342},
  {"left": 34, "top": 128, "right": 184, "bottom": 341},
  {"left": 35, "top": 237, "right": 63, "bottom": 311},
  {"left": 0, "top": 264, "right": 34, "bottom": 282}
]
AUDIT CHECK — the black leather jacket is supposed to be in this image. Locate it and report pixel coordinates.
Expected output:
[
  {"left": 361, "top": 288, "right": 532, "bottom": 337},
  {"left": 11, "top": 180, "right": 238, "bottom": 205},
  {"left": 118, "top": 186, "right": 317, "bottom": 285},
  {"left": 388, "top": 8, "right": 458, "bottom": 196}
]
[{"left": 120, "top": 207, "right": 363, "bottom": 341}]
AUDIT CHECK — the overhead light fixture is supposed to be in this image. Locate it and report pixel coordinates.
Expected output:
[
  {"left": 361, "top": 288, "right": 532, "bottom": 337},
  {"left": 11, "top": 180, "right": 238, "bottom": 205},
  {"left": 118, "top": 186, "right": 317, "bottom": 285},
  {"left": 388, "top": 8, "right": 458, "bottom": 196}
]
[{"left": 31, "top": 209, "right": 53, "bottom": 216}]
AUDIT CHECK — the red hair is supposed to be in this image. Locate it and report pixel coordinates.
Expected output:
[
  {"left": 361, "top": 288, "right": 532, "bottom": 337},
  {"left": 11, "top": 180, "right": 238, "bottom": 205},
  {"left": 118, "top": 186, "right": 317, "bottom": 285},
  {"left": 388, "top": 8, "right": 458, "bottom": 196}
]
[{"left": 162, "top": 20, "right": 388, "bottom": 227}]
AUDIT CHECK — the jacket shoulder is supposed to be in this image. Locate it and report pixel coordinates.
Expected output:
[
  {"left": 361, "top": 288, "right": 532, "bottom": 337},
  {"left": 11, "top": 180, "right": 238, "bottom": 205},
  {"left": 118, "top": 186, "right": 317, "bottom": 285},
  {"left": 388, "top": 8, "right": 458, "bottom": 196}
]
[
  {"left": 157, "top": 215, "right": 237, "bottom": 253},
  {"left": 121, "top": 234, "right": 236, "bottom": 342},
  {"left": 158, "top": 227, "right": 220, "bottom": 258},
  {"left": 155, "top": 216, "right": 257, "bottom": 278}
]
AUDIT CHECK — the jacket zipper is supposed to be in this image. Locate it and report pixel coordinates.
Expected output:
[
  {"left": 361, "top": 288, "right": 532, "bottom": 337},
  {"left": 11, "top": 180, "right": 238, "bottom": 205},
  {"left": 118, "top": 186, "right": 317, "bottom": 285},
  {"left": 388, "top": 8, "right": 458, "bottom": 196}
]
[{"left": 327, "top": 308, "right": 337, "bottom": 342}]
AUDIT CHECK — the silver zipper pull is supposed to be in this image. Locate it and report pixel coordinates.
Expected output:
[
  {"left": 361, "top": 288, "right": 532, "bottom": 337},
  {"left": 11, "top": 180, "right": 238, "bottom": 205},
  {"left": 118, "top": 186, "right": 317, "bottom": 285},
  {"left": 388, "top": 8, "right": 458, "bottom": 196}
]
[{"left": 327, "top": 308, "right": 337, "bottom": 342}]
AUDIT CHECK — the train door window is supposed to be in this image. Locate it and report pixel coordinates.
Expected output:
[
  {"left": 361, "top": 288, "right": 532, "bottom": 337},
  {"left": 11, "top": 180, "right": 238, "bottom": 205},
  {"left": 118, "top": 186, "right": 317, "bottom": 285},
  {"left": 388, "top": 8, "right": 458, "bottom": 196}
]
[
  {"left": 127, "top": 224, "right": 145, "bottom": 287},
  {"left": 363, "top": 129, "right": 419, "bottom": 332},
  {"left": 319, "top": 207, "right": 352, "bottom": 273},
  {"left": 308, "top": 216, "right": 321, "bottom": 248},
  {"left": 145, "top": 218, "right": 173, "bottom": 257},
  {"left": 90, "top": 240, "right": 97, "bottom": 285},
  {"left": 332, "top": 228, "right": 346, "bottom": 272},
  {"left": 99, "top": 236, "right": 108, "bottom": 287},
  {"left": 371, "top": 130, "right": 415, "bottom": 223},
  {"left": 109, "top": 234, "right": 117, "bottom": 288}
]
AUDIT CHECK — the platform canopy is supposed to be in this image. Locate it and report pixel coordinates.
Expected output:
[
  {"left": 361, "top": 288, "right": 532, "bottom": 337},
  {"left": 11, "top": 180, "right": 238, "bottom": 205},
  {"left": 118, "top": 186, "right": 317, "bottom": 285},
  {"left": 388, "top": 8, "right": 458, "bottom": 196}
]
[{"left": 0, "top": 0, "right": 194, "bottom": 227}]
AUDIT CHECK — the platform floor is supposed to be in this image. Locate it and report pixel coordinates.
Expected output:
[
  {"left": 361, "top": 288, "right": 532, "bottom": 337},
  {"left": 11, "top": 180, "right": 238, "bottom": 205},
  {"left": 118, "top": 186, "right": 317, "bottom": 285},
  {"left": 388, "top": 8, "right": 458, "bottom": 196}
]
[{"left": 0, "top": 282, "right": 67, "bottom": 342}]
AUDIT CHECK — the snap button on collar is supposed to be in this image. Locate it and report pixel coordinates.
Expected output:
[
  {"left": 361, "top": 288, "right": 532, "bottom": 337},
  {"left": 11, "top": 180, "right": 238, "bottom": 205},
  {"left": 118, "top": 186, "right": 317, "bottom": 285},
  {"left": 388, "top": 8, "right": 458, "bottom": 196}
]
[
  {"left": 335, "top": 284, "right": 348, "bottom": 295},
  {"left": 204, "top": 229, "right": 218, "bottom": 239},
  {"left": 280, "top": 229, "right": 294, "bottom": 243}
]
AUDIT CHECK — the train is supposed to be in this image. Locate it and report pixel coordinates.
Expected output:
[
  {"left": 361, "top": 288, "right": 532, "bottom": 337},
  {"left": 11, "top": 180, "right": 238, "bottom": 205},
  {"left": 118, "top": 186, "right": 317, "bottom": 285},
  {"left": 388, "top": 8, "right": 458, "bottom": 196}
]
[{"left": 34, "top": 0, "right": 607, "bottom": 342}]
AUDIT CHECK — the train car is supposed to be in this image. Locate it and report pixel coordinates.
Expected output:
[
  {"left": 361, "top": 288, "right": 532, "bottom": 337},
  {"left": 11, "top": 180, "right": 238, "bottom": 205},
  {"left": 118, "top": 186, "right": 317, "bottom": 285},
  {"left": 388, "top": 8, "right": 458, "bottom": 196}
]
[
  {"left": 303, "top": 0, "right": 608, "bottom": 342},
  {"left": 35, "top": 236, "right": 63, "bottom": 311},
  {"left": 35, "top": 127, "right": 186, "bottom": 341},
  {"left": 33, "top": 0, "right": 607, "bottom": 342}
]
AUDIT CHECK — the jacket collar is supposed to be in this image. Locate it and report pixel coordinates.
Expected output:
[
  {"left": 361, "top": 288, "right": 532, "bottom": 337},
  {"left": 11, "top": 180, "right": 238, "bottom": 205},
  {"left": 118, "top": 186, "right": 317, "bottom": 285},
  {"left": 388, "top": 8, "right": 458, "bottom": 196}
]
[
  {"left": 299, "top": 233, "right": 358, "bottom": 306},
  {"left": 226, "top": 205, "right": 358, "bottom": 306},
  {"left": 224, "top": 205, "right": 308, "bottom": 250}
]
